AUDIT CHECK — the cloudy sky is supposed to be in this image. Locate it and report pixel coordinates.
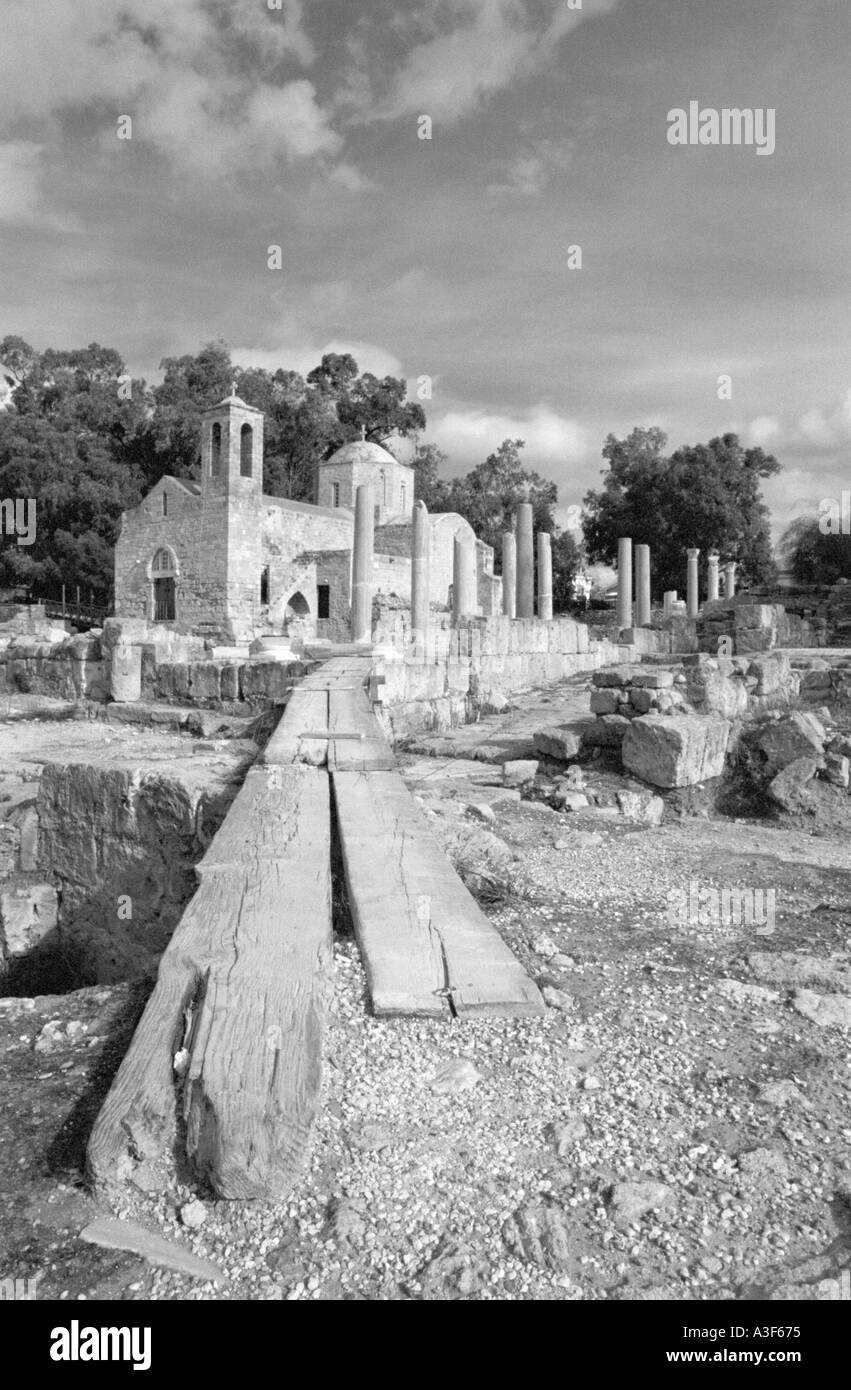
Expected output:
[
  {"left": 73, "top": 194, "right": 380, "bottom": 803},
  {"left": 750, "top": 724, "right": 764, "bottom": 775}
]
[{"left": 1, "top": 0, "right": 849, "bottom": 532}]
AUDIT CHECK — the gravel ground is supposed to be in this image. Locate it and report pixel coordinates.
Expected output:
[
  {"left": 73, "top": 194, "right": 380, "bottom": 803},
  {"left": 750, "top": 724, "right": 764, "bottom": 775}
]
[{"left": 1, "top": 688, "right": 850, "bottom": 1302}]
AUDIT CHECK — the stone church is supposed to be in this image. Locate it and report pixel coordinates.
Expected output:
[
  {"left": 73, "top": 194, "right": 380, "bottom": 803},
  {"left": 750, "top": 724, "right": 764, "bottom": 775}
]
[{"left": 114, "top": 392, "right": 501, "bottom": 644}]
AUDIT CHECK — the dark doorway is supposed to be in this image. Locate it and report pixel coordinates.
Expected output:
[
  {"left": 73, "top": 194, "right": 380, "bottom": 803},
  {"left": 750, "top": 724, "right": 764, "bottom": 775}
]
[
  {"left": 154, "top": 576, "right": 176, "bottom": 622},
  {"left": 317, "top": 583, "right": 330, "bottom": 619}
]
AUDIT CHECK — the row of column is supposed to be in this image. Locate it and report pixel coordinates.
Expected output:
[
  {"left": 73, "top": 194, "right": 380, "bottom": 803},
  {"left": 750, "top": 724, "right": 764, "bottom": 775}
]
[
  {"left": 352, "top": 485, "right": 558, "bottom": 647},
  {"left": 500, "top": 501, "right": 552, "bottom": 621},
  {"left": 616, "top": 538, "right": 737, "bottom": 629}
]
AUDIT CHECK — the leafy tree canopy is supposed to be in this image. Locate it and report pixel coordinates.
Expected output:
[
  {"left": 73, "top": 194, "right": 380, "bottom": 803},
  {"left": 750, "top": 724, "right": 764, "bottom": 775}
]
[
  {"left": 779, "top": 515, "right": 851, "bottom": 585},
  {"left": 582, "top": 427, "right": 780, "bottom": 597}
]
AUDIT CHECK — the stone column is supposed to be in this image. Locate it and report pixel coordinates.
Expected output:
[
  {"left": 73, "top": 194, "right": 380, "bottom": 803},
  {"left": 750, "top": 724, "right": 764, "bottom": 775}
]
[
  {"left": 110, "top": 642, "right": 142, "bottom": 702},
  {"left": 686, "top": 547, "right": 700, "bottom": 618},
  {"left": 707, "top": 552, "right": 720, "bottom": 602},
  {"left": 616, "top": 537, "right": 633, "bottom": 631},
  {"left": 410, "top": 500, "right": 430, "bottom": 654},
  {"left": 537, "top": 533, "right": 553, "bottom": 620},
  {"left": 515, "top": 503, "right": 534, "bottom": 619},
  {"left": 724, "top": 561, "right": 737, "bottom": 600},
  {"left": 502, "top": 532, "right": 516, "bottom": 618},
  {"left": 351, "top": 482, "right": 374, "bottom": 644},
  {"left": 452, "top": 532, "right": 476, "bottom": 622},
  {"left": 663, "top": 590, "right": 677, "bottom": 619},
  {"left": 635, "top": 544, "right": 651, "bottom": 627}
]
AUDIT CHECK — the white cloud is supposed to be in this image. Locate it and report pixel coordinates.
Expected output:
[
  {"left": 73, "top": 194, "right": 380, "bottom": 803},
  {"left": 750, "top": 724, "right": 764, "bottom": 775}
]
[
  {"left": 232, "top": 339, "right": 404, "bottom": 381},
  {"left": 487, "top": 138, "right": 574, "bottom": 197},
  {"left": 0, "top": 0, "right": 333, "bottom": 176},
  {"left": 328, "top": 163, "right": 379, "bottom": 193},
  {"left": 428, "top": 403, "right": 587, "bottom": 472},
  {"left": 745, "top": 416, "right": 782, "bottom": 447},
  {"left": 355, "top": 0, "right": 619, "bottom": 126}
]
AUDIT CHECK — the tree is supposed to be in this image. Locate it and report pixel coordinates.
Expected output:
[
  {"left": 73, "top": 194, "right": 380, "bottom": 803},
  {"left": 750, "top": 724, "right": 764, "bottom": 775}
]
[
  {"left": 441, "top": 439, "right": 557, "bottom": 555},
  {"left": 0, "top": 342, "right": 149, "bottom": 599},
  {"left": 582, "top": 428, "right": 780, "bottom": 597},
  {"left": 780, "top": 515, "right": 851, "bottom": 585}
]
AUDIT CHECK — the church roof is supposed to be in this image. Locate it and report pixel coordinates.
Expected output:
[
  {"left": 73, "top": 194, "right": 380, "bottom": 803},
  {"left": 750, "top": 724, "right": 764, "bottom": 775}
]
[
  {"left": 321, "top": 439, "right": 405, "bottom": 469},
  {"left": 206, "top": 389, "right": 263, "bottom": 413}
]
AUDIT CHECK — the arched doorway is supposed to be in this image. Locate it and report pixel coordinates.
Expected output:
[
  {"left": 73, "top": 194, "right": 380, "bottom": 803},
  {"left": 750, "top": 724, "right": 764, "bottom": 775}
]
[
  {"left": 283, "top": 590, "right": 311, "bottom": 642},
  {"left": 151, "top": 547, "right": 177, "bottom": 622}
]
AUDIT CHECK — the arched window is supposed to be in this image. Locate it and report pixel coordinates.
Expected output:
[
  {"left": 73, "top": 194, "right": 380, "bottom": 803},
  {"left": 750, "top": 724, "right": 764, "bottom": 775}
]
[
  {"left": 162, "top": 491, "right": 168, "bottom": 516},
  {"left": 211, "top": 422, "right": 222, "bottom": 476},
  {"left": 240, "top": 423, "right": 253, "bottom": 477}
]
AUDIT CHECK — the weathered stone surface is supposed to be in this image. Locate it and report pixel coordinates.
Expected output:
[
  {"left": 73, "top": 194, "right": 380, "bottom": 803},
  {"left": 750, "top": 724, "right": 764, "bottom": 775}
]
[
  {"left": 767, "top": 756, "right": 819, "bottom": 812},
  {"left": 757, "top": 712, "right": 826, "bottom": 774},
  {"left": 610, "top": 1181, "right": 675, "bottom": 1228},
  {"left": 532, "top": 727, "right": 581, "bottom": 761},
  {"left": 629, "top": 688, "right": 654, "bottom": 714},
  {"left": 556, "top": 790, "right": 590, "bottom": 812},
  {"left": 628, "top": 670, "right": 675, "bottom": 690},
  {"left": 824, "top": 753, "right": 850, "bottom": 788},
  {"left": 621, "top": 714, "right": 731, "bottom": 788},
  {"left": 589, "top": 689, "right": 622, "bottom": 714},
  {"left": 749, "top": 952, "right": 851, "bottom": 993},
  {"left": 592, "top": 667, "right": 632, "bottom": 688},
  {"left": 718, "top": 979, "right": 779, "bottom": 1007},
  {"left": 616, "top": 789, "right": 664, "bottom": 824},
  {"left": 0, "top": 883, "right": 58, "bottom": 959},
  {"left": 80, "top": 1216, "right": 223, "bottom": 1283},
  {"left": 502, "top": 1202, "right": 574, "bottom": 1269},
  {"left": 502, "top": 759, "right": 539, "bottom": 786}
]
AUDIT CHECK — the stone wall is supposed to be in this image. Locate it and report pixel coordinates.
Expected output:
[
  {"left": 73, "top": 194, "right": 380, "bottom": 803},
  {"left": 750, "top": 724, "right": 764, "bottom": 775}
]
[{"left": 372, "top": 614, "right": 634, "bottom": 739}]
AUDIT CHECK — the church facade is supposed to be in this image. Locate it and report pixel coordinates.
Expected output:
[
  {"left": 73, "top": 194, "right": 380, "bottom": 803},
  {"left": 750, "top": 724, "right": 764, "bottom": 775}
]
[{"left": 114, "top": 393, "right": 501, "bottom": 644}]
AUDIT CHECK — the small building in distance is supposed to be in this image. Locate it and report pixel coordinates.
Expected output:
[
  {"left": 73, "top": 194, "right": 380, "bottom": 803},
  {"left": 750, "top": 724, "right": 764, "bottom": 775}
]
[{"left": 114, "top": 393, "right": 501, "bottom": 643}]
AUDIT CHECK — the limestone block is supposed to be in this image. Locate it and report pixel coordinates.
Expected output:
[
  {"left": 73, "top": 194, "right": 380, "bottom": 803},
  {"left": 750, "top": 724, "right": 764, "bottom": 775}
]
[
  {"left": 503, "top": 759, "right": 539, "bottom": 786},
  {"left": 629, "top": 670, "right": 674, "bottom": 690},
  {"left": 188, "top": 662, "right": 222, "bottom": 703},
  {"left": 733, "top": 604, "right": 778, "bottom": 630},
  {"left": 155, "top": 664, "right": 175, "bottom": 701},
  {"left": 172, "top": 664, "right": 190, "bottom": 700},
  {"left": 757, "top": 712, "right": 826, "bottom": 776},
  {"left": 767, "top": 757, "right": 820, "bottom": 812},
  {"left": 622, "top": 714, "right": 731, "bottom": 787},
  {"left": 590, "top": 689, "right": 621, "bottom": 715},
  {"left": 735, "top": 628, "right": 776, "bottom": 654},
  {"left": 0, "top": 884, "right": 58, "bottom": 960},
  {"left": 576, "top": 624, "right": 589, "bottom": 654},
  {"left": 220, "top": 664, "right": 240, "bottom": 702},
  {"left": 533, "top": 728, "right": 582, "bottom": 761},
  {"left": 592, "top": 667, "right": 632, "bottom": 689},
  {"left": 629, "top": 688, "right": 655, "bottom": 714},
  {"left": 824, "top": 753, "right": 850, "bottom": 788}
]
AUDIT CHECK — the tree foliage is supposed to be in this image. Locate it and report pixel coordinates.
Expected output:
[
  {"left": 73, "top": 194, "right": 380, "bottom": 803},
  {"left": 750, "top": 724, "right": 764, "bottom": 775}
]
[
  {"left": 582, "top": 427, "right": 780, "bottom": 597},
  {"left": 779, "top": 515, "right": 851, "bottom": 585}
]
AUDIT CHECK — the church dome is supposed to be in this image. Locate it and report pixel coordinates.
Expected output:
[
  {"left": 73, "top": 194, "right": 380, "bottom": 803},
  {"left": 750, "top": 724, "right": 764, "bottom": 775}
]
[{"left": 321, "top": 439, "right": 399, "bottom": 468}]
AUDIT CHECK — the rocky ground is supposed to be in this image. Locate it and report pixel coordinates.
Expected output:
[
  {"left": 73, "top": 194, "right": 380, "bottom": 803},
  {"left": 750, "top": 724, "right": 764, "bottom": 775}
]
[{"left": 1, "top": 678, "right": 850, "bottom": 1302}]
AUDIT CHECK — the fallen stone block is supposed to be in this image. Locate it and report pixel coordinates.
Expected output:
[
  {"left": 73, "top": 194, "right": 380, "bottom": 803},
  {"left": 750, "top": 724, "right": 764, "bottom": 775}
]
[
  {"left": 503, "top": 759, "right": 540, "bottom": 786},
  {"left": 616, "top": 789, "right": 664, "bottom": 825},
  {"left": 757, "top": 711, "right": 826, "bottom": 775},
  {"left": 556, "top": 790, "right": 589, "bottom": 811},
  {"left": 592, "top": 667, "right": 633, "bottom": 688},
  {"left": 621, "top": 714, "right": 731, "bottom": 788},
  {"left": 628, "top": 670, "right": 674, "bottom": 690},
  {"left": 589, "top": 689, "right": 622, "bottom": 715},
  {"left": 532, "top": 727, "right": 582, "bottom": 761},
  {"left": 0, "top": 883, "right": 58, "bottom": 959},
  {"left": 824, "top": 753, "right": 850, "bottom": 788},
  {"left": 766, "top": 756, "right": 820, "bottom": 812},
  {"left": 793, "top": 989, "right": 851, "bottom": 1030}
]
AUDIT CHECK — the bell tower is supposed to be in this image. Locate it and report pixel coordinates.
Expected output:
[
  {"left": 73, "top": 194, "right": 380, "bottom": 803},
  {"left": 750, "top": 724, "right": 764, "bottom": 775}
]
[{"left": 201, "top": 388, "right": 263, "bottom": 497}]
